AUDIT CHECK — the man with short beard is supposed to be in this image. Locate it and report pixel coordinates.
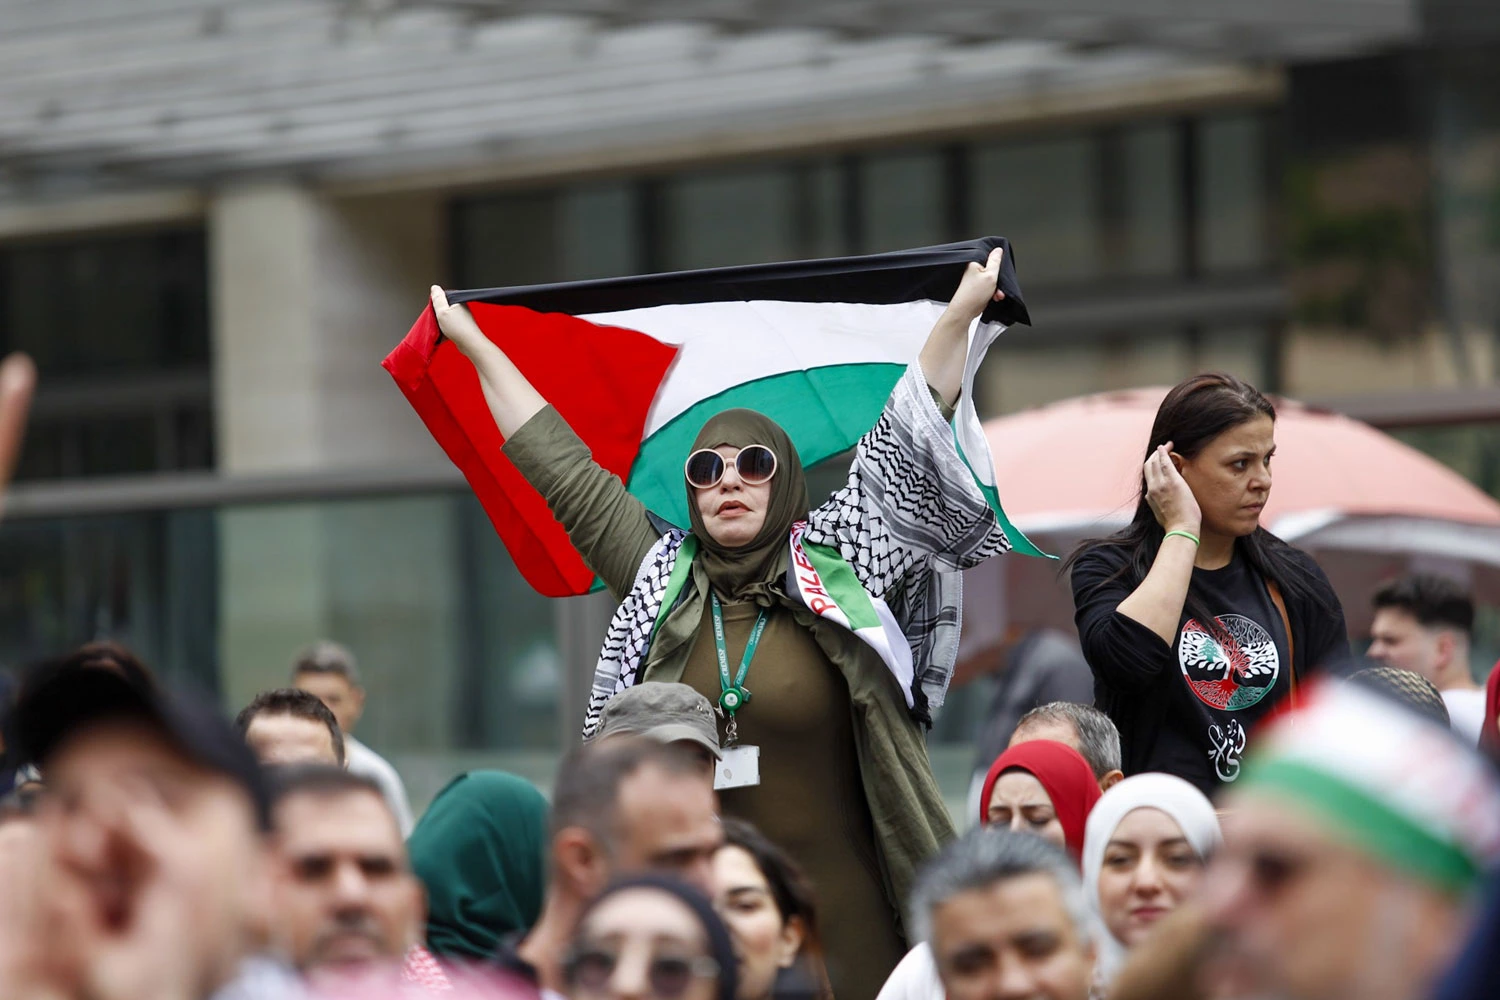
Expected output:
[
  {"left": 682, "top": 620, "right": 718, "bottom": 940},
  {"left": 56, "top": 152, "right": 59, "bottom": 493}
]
[
  {"left": 266, "top": 765, "right": 425, "bottom": 983},
  {"left": 500, "top": 738, "right": 722, "bottom": 999}
]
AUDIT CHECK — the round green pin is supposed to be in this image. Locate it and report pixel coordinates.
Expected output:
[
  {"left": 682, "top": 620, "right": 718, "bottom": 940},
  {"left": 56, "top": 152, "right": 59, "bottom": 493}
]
[{"left": 719, "top": 687, "right": 750, "bottom": 713}]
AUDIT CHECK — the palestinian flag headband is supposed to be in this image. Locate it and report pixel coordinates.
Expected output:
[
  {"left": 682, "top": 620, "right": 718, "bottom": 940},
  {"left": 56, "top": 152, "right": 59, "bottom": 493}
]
[{"left": 1238, "top": 680, "right": 1500, "bottom": 893}]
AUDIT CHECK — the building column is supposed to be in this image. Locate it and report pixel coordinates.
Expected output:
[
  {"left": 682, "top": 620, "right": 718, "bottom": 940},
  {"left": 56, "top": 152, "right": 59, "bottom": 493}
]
[{"left": 209, "top": 182, "right": 458, "bottom": 735}]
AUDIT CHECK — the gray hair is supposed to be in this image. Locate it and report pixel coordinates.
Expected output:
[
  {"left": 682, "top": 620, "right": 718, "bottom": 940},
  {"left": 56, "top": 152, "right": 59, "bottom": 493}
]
[
  {"left": 1015, "top": 701, "right": 1121, "bottom": 780},
  {"left": 291, "top": 640, "right": 362, "bottom": 687},
  {"left": 908, "top": 827, "right": 1092, "bottom": 947}
]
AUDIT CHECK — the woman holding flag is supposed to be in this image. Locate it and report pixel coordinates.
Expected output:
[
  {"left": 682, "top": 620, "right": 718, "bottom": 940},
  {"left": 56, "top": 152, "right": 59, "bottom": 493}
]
[{"left": 429, "top": 247, "right": 1016, "bottom": 998}]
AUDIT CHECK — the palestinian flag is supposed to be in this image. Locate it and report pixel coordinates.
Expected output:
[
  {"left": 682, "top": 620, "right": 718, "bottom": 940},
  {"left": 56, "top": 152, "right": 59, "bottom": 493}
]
[{"left": 383, "top": 237, "right": 1043, "bottom": 598}]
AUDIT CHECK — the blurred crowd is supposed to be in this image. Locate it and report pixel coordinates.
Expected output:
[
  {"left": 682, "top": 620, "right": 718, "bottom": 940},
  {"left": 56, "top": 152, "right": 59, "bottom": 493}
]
[{"left": 3, "top": 606, "right": 1499, "bottom": 1000}]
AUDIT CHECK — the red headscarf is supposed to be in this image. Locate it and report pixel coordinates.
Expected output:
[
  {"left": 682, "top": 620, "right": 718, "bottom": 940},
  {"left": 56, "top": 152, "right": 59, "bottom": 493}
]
[
  {"left": 1482, "top": 660, "right": 1500, "bottom": 761},
  {"left": 979, "top": 740, "right": 1102, "bottom": 861}
]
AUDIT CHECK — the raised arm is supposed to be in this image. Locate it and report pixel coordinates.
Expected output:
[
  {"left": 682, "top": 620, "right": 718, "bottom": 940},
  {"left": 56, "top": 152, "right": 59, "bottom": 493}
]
[
  {"left": 0, "top": 352, "right": 36, "bottom": 517},
  {"left": 918, "top": 247, "right": 1006, "bottom": 407},
  {"left": 1113, "top": 446, "right": 1203, "bottom": 644},
  {"left": 429, "top": 286, "right": 658, "bottom": 598},
  {"left": 430, "top": 286, "right": 546, "bottom": 435}
]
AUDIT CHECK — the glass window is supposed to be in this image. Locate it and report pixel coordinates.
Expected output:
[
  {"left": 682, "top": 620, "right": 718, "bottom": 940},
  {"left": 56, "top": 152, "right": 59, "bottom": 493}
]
[
  {"left": 0, "top": 230, "right": 208, "bottom": 375},
  {"left": 797, "top": 160, "right": 850, "bottom": 259},
  {"left": 1123, "top": 124, "right": 1182, "bottom": 277},
  {"left": 1109, "top": 334, "right": 1195, "bottom": 389},
  {"left": 453, "top": 192, "right": 560, "bottom": 288},
  {"left": 1198, "top": 115, "right": 1268, "bottom": 272},
  {"left": 1196, "top": 326, "right": 1271, "bottom": 385},
  {"left": 0, "top": 229, "right": 213, "bottom": 481},
  {"left": 454, "top": 182, "right": 640, "bottom": 287},
  {"left": 971, "top": 135, "right": 1102, "bottom": 284},
  {"left": 559, "top": 182, "right": 640, "bottom": 281},
  {"left": 660, "top": 166, "right": 799, "bottom": 270},
  {"left": 454, "top": 494, "right": 562, "bottom": 751},
  {"left": 0, "top": 509, "right": 219, "bottom": 693},
  {"left": 979, "top": 331, "right": 1193, "bottom": 415},
  {"left": 1390, "top": 423, "right": 1500, "bottom": 500},
  {"left": 857, "top": 149, "right": 948, "bottom": 253},
  {"left": 15, "top": 402, "right": 215, "bottom": 482},
  {"left": 215, "top": 493, "right": 558, "bottom": 755},
  {"left": 981, "top": 339, "right": 1108, "bottom": 414}
]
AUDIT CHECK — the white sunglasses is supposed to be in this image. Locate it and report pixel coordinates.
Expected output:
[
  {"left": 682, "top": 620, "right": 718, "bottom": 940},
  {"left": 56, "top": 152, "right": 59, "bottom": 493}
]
[{"left": 683, "top": 445, "right": 778, "bottom": 489}]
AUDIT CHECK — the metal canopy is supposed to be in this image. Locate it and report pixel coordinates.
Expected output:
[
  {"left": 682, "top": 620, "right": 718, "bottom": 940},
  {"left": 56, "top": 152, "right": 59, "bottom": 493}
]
[{"left": 0, "top": 0, "right": 1416, "bottom": 184}]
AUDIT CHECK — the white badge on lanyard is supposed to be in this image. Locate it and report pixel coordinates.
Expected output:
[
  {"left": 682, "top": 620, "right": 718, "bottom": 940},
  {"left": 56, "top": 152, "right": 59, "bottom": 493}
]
[
  {"left": 714, "top": 745, "right": 761, "bottom": 790},
  {"left": 710, "top": 593, "right": 765, "bottom": 790}
]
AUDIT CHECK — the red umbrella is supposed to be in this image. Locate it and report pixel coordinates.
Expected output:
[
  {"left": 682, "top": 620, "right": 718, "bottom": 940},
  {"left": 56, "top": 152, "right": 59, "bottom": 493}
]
[
  {"left": 988, "top": 387, "right": 1500, "bottom": 537},
  {"left": 957, "top": 388, "right": 1500, "bottom": 676}
]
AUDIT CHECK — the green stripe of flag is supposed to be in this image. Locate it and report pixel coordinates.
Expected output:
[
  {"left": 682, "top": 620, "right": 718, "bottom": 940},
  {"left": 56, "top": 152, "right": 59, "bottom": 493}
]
[
  {"left": 955, "top": 436, "right": 1049, "bottom": 559},
  {"left": 800, "top": 538, "right": 882, "bottom": 630},
  {"left": 627, "top": 363, "right": 906, "bottom": 528}
]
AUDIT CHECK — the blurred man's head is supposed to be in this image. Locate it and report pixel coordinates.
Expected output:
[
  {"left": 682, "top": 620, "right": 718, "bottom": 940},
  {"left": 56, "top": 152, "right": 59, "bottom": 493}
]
[
  {"left": 1010, "top": 702, "right": 1124, "bottom": 791},
  {"left": 550, "top": 737, "right": 722, "bottom": 903},
  {"left": 268, "top": 765, "right": 423, "bottom": 978},
  {"left": 591, "top": 682, "right": 721, "bottom": 776},
  {"left": 4, "top": 641, "right": 157, "bottom": 796},
  {"left": 10, "top": 665, "right": 273, "bottom": 998},
  {"left": 43, "top": 640, "right": 158, "bottom": 692},
  {"left": 1348, "top": 665, "right": 1451, "bottom": 728},
  {"left": 291, "top": 641, "right": 365, "bottom": 736},
  {"left": 1369, "top": 575, "right": 1475, "bottom": 689},
  {"left": 1206, "top": 681, "right": 1500, "bottom": 1000},
  {"left": 237, "top": 688, "right": 346, "bottom": 767},
  {"left": 910, "top": 827, "right": 1095, "bottom": 1000}
]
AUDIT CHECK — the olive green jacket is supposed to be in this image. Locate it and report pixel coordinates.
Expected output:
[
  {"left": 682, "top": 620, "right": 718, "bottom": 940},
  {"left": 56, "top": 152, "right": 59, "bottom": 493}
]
[{"left": 504, "top": 367, "right": 1013, "bottom": 923}]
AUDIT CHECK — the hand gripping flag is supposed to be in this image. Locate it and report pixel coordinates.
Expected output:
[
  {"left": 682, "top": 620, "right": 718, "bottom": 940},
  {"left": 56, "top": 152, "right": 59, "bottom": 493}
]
[{"left": 383, "top": 237, "right": 1043, "bottom": 597}]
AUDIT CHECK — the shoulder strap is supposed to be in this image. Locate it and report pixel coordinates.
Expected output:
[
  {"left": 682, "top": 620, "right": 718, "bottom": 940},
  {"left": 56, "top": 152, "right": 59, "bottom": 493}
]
[{"left": 1266, "top": 579, "right": 1297, "bottom": 710}]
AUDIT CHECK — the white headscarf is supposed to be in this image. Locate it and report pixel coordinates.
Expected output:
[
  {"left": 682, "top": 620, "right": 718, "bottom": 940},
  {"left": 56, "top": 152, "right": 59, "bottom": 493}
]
[{"left": 1081, "top": 773, "right": 1222, "bottom": 984}]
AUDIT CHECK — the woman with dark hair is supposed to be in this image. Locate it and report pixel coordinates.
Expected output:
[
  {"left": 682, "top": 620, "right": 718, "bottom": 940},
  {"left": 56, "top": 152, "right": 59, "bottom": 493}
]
[
  {"left": 566, "top": 876, "right": 739, "bottom": 1000},
  {"left": 1068, "top": 373, "right": 1348, "bottom": 793},
  {"left": 712, "top": 819, "right": 832, "bottom": 1000}
]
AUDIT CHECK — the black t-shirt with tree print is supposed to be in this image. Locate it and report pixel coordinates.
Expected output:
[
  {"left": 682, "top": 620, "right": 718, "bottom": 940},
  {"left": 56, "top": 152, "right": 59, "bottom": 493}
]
[{"left": 1072, "top": 547, "right": 1292, "bottom": 794}]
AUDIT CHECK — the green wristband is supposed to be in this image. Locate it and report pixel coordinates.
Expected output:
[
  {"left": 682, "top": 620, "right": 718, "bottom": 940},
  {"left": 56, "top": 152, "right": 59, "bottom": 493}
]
[{"left": 1164, "top": 529, "right": 1201, "bottom": 546}]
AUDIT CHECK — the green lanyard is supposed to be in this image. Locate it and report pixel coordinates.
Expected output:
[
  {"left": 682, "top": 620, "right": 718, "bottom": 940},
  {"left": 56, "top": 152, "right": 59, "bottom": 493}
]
[{"left": 710, "top": 592, "right": 767, "bottom": 717}]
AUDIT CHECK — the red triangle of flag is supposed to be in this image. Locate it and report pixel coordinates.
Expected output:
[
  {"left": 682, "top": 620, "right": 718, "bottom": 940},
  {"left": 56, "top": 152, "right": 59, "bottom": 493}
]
[{"left": 384, "top": 303, "right": 678, "bottom": 596}]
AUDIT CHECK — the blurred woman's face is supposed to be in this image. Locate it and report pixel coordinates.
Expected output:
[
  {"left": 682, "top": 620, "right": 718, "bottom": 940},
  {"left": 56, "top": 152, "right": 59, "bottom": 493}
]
[
  {"left": 985, "top": 771, "right": 1065, "bottom": 849},
  {"left": 1096, "top": 807, "right": 1206, "bottom": 948},
  {"left": 569, "top": 888, "right": 719, "bottom": 1000},
  {"left": 711, "top": 846, "right": 803, "bottom": 1000},
  {"left": 1175, "top": 415, "right": 1275, "bottom": 540}
]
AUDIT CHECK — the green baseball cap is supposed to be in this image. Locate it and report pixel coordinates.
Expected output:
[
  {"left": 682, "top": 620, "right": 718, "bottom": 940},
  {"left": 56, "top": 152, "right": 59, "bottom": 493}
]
[{"left": 593, "top": 682, "right": 722, "bottom": 759}]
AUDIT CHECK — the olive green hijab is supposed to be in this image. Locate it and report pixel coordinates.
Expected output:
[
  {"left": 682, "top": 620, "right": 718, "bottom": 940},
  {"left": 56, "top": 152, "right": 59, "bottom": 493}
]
[
  {"left": 685, "top": 409, "right": 810, "bottom": 603},
  {"left": 407, "top": 771, "right": 548, "bottom": 961}
]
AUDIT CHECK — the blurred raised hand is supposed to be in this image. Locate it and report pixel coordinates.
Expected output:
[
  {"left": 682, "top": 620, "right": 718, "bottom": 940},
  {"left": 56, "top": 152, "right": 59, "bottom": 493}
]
[
  {"left": 0, "top": 819, "right": 79, "bottom": 1000},
  {"left": 0, "top": 353, "right": 37, "bottom": 517}
]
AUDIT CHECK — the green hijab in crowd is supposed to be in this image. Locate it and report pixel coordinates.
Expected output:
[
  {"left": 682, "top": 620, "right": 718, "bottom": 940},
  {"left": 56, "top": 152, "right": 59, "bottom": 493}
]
[{"left": 407, "top": 770, "right": 549, "bottom": 960}]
